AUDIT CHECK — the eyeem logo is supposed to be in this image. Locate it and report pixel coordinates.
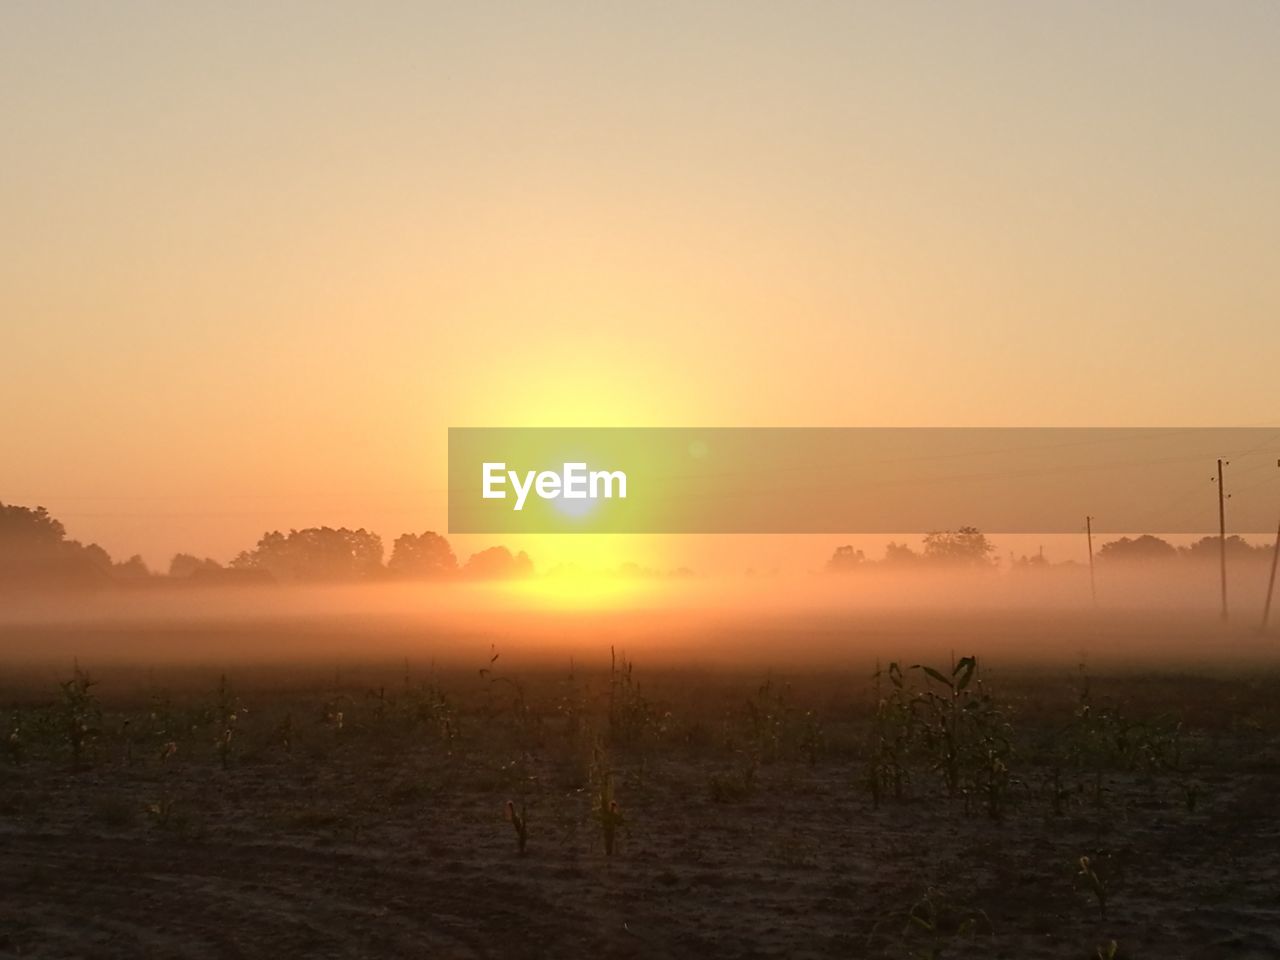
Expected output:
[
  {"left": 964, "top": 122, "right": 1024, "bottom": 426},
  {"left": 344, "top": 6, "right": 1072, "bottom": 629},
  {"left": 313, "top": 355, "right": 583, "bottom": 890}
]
[{"left": 482, "top": 462, "right": 628, "bottom": 511}]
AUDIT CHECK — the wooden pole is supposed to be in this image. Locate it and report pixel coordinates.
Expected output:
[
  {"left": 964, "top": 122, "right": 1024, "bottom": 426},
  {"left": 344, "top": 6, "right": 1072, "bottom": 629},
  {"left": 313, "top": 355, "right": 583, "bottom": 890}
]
[
  {"left": 1085, "top": 515, "right": 1097, "bottom": 608},
  {"left": 1218, "top": 458, "right": 1229, "bottom": 622}
]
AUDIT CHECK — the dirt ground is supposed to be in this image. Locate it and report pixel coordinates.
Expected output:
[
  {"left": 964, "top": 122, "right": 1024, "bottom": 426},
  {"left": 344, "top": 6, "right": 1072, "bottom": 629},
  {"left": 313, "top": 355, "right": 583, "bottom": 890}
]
[{"left": 2, "top": 651, "right": 1279, "bottom": 960}]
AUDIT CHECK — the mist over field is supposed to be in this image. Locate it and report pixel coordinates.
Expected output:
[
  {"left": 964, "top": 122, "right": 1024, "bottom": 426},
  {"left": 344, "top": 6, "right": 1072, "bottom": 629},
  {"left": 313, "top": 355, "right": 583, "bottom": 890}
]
[
  {"left": 3, "top": 561, "right": 1277, "bottom": 674},
  {"left": 5, "top": 498, "right": 1277, "bottom": 675}
]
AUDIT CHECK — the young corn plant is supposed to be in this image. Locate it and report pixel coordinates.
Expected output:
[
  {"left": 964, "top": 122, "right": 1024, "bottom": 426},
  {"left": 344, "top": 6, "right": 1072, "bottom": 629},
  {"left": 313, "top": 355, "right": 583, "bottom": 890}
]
[
  {"left": 866, "top": 661, "right": 916, "bottom": 808},
  {"left": 797, "top": 707, "right": 824, "bottom": 767},
  {"left": 744, "top": 679, "right": 787, "bottom": 763},
  {"left": 910, "top": 656, "right": 1014, "bottom": 819},
  {"left": 479, "top": 645, "right": 541, "bottom": 748},
  {"left": 121, "top": 718, "right": 133, "bottom": 766},
  {"left": 911, "top": 656, "right": 976, "bottom": 800},
  {"left": 505, "top": 799, "right": 529, "bottom": 855},
  {"left": 145, "top": 690, "right": 187, "bottom": 755},
  {"left": 212, "top": 674, "right": 241, "bottom": 769},
  {"left": 552, "top": 665, "right": 595, "bottom": 790},
  {"left": 58, "top": 662, "right": 101, "bottom": 771},
  {"left": 322, "top": 697, "right": 348, "bottom": 738},
  {"left": 598, "top": 783, "right": 623, "bottom": 856},
  {"left": 1075, "top": 854, "right": 1122, "bottom": 920},
  {"left": 591, "top": 746, "right": 624, "bottom": 856},
  {"left": 1136, "top": 716, "right": 1203, "bottom": 813},
  {"left": 970, "top": 698, "right": 1014, "bottom": 821},
  {"left": 500, "top": 750, "right": 540, "bottom": 812},
  {"left": 608, "top": 647, "right": 655, "bottom": 749},
  {"left": 741, "top": 678, "right": 824, "bottom": 765},
  {"left": 400, "top": 671, "right": 457, "bottom": 746},
  {"left": 1066, "top": 667, "right": 1145, "bottom": 808},
  {"left": 554, "top": 661, "right": 586, "bottom": 740}
]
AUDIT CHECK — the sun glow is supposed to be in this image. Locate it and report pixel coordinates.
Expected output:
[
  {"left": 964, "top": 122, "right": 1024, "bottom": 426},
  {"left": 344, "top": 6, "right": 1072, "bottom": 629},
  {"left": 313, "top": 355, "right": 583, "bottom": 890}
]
[{"left": 503, "top": 571, "right": 656, "bottom": 611}]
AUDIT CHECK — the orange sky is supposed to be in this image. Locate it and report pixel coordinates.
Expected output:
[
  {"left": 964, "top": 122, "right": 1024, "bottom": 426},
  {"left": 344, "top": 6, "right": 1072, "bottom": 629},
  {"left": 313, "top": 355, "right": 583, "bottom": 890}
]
[{"left": 3, "top": 3, "right": 1279, "bottom": 572}]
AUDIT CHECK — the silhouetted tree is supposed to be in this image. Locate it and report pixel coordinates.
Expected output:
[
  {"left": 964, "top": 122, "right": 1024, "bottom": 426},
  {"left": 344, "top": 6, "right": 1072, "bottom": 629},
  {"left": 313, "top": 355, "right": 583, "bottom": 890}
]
[
  {"left": 882, "top": 541, "right": 919, "bottom": 565},
  {"left": 0, "top": 502, "right": 113, "bottom": 581},
  {"left": 0, "top": 503, "right": 66, "bottom": 554},
  {"left": 1096, "top": 535, "right": 1177, "bottom": 563},
  {"left": 81, "top": 543, "right": 112, "bottom": 569},
  {"left": 463, "top": 546, "right": 534, "bottom": 579},
  {"left": 922, "top": 526, "right": 995, "bottom": 567},
  {"left": 388, "top": 531, "right": 457, "bottom": 578},
  {"left": 169, "top": 553, "right": 223, "bottom": 578},
  {"left": 231, "top": 527, "right": 384, "bottom": 581},
  {"left": 826, "top": 545, "right": 867, "bottom": 573},
  {"left": 1179, "top": 535, "right": 1266, "bottom": 562},
  {"left": 113, "top": 554, "right": 151, "bottom": 578}
]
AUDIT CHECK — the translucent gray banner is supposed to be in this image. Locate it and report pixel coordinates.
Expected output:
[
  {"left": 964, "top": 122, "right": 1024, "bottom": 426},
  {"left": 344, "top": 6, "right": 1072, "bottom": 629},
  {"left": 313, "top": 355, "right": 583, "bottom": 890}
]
[{"left": 448, "top": 427, "right": 1280, "bottom": 534}]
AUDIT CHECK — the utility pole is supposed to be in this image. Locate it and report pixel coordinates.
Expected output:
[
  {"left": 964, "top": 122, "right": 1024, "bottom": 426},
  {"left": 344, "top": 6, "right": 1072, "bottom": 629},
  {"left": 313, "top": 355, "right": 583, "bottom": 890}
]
[
  {"left": 1262, "top": 459, "right": 1280, "bottom": 634},
  {"left": 1085, "top": 515, "right": 1097, "bottom": 607},
  {"left": 1217, "top": 458, "right": 1229, "bottom": 622}
]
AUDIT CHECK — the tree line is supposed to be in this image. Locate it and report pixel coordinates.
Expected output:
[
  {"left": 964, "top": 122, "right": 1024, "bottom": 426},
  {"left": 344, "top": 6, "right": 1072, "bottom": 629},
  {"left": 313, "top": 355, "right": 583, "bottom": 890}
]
[
  {"left": 0, "top": 502, "right": 531, "bottom": 586},
  {"left": 826, "top": 528, "right": 1277, "bottom": 572}
]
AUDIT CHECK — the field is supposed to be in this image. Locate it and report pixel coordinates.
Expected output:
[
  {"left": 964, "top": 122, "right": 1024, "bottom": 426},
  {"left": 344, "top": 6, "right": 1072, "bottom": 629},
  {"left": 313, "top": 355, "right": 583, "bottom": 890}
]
[{"left": 2, "top": 608, "right": 1280, "bottom": 960}]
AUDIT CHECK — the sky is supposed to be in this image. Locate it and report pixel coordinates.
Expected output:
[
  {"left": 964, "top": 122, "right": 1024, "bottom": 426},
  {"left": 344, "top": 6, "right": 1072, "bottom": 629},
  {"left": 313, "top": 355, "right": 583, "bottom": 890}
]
[{"left": 3, "top": 2, "right": 1279, "bottom": 572}]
